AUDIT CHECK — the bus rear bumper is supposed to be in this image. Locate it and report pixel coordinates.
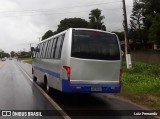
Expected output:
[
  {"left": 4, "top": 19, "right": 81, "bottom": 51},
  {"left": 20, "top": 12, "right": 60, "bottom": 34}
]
[{"left": 62, "top": 79, "right": 121, "bottom": 93}]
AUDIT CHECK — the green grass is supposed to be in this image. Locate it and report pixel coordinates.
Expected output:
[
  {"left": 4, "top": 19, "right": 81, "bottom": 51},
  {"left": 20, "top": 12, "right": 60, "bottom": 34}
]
[
  {"left": 20, "top": 57, "right": 32, "bottom": 64},
  {"left": 120, "top": 62, "right": 160, "bottom": 109}
]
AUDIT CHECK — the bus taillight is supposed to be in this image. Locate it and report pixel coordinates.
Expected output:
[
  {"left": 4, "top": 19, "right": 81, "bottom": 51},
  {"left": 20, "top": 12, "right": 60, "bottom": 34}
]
[{"left": 63, "top": 66, "right": 71, "bottom": 83}]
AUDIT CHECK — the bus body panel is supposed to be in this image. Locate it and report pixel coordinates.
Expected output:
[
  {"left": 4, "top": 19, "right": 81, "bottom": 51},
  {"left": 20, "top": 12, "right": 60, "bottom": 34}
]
[
  {"left": 70, "top": 58, "right": 121, "bottom": 84},
  {"left": 33, "top": 58, "right": 62, "bottom": 91}
]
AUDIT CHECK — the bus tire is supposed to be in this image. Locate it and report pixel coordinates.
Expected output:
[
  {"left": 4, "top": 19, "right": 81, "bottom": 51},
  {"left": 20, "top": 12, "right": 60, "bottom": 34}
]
[
  {"left": 43, "top": 76, "right": 50, "bottom": 93},
  {"left": 33, "top": 76, "right": 37, "bottom": 82},
  {"left": 32, "top": 68, "right": 37, "bottom": 82}
]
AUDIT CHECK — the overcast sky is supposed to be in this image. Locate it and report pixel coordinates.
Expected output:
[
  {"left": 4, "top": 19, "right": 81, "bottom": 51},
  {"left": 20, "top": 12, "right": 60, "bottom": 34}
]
[{"left": 0, "top": 0, "right": 133, "bottom": 53}]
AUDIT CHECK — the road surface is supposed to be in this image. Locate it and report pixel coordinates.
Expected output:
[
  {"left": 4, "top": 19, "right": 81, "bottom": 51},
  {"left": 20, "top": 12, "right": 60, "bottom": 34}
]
[{"left": 0, "top": 59, "right": 64, "bottom": 119}]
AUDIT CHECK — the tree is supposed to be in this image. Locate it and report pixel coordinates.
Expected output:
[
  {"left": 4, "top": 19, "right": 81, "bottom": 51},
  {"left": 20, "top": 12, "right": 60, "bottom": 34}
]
[
  {"left": 142, "top": 0, "right": 160, "bottom": 30},
  {"left": 130, "top": 0, "right": 144, "bottom": 32},
  {"left": 141, "top": 0, "right": 160, "bottom": 46},
  {"left": 141, "top": 0, "right": 160, "bottom": 16},
  {"left": 19, "top": 51, "right": 31, "bottom": 58},
  {"left": 149, "top": 13, "right": 160, "bottom": 46},
  {"left": 42, "top": 30, "right": 54, "bottom": 41},
  {"left": 0, "top": 50, "right": 3, "bottom": 58},
  {"left": 129, "top": 0, "right": 147, "bottom": 48},
  {"left": 89, "top": 8, "right": 106, "bottom": 31},
  {"left": 57, "top": 18, "right": 89, "bottom": 33},
  {"left": 114, "top": 32, "right": 125, "bottom": 41},
  {"left": 0, "top": 51, "right": 10, "bottom": 58},
  {"left": 10, "top": 51, "right": 15, "bottom": 57}
]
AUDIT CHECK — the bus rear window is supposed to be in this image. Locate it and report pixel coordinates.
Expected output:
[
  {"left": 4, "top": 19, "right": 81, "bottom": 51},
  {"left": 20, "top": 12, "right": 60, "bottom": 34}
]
[{"left": 71, "top": 30, "right": 120, "bottom": 60}]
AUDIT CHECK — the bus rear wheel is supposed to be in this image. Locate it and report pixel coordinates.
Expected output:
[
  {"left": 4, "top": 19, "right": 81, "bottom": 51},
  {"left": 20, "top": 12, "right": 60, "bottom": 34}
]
[
  {"left": 43, "top": 78, "right": 51, "bottom": 93},
  {"left": 33, "top": 76, "right": 37, "bottom": 82},
  {"left": 32, "top": 68, "right": 37, "bottom": 82}
]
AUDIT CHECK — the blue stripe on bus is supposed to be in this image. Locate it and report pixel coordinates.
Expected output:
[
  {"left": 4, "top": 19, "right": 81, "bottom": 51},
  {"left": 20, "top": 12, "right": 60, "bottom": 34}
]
[
  {"left": 62, "top": 79, "right": 121, "bottom": 93},
  {"left": 33, "top": 66, "right": 60, "bottom": 78}
]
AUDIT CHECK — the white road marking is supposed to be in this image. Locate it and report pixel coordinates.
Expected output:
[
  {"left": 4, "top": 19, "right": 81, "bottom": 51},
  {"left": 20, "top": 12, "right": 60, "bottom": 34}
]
[{"left": 16, "top": 62, "right": 71, "bottom": 119}]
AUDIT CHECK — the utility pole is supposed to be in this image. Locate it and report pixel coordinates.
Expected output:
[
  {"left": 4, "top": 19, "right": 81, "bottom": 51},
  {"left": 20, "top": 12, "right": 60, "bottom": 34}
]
[
  {"left": 29, "top": 43, "right": 32, "bottom": 51},
  {"left": 122, "top": 0, "right": 132, "bottom": 69},
  {"left": 29, "top": 43, "right": 33, "bottom": 58}
]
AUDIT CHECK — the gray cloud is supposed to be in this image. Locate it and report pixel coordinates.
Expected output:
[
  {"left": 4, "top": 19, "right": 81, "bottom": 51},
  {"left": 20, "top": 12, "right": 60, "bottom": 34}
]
[{"left": 0, "top": 0, "right": 133, "bottom": 53}]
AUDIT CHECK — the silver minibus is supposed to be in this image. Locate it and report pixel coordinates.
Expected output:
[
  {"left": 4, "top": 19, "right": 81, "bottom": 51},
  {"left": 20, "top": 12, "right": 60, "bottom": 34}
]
[{"left": 32, "top": 28, "right": 122, "bottom": 93}]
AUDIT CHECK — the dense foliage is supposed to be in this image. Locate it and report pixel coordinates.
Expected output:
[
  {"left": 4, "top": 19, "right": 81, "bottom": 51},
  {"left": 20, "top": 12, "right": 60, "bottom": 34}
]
[
  {"left": 10, "top": 51, "right": 15, "bottom": 57},
  {"left": 148, "top": 13, "right": 160, "bottom": 46},
  {"left": 42, "top": 30, "right": 55, "bottom": 41},
  {"left": 0, "top": 51, "right": 10, "bottom": 58},
  {"left": 89, "top": 8, "right": 106, "bottom": 31},
  {"left": 129, "top": 0, "right": 160, "bottom": 49},
  {"left": 41, "top": 8, "right": 106, "bottom": 41},
  {"left": 18, "top": 51, "right": 31, "bottom": 58},
  {"left": 57, "top": 18, "right": 89, "bottom": 33}
]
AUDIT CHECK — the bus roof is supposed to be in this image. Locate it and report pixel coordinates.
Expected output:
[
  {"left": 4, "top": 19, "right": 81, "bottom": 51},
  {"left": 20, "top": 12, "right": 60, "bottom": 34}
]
[{"left": 38, "top": 28, "right": 117, "bottom": 44}]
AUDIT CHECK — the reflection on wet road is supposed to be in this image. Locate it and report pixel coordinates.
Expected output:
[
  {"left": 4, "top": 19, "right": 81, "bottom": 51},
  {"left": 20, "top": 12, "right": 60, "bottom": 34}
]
[{"left": 0, "top": 60, "right": 63, "bottom": 119}]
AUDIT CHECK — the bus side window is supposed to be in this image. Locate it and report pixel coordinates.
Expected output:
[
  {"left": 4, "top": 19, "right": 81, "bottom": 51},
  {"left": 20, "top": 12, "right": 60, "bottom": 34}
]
[
  {"left": 39, "top": 43, "right": 44, "bottom": 58},
  {"left": 41, "top": 42, "right": 47, "bottom": 59},
  {"left": 54, "top": 35, "right": 65, "bottom": 59},
  {"left": 51, "top": 38, "right": 57, "bottom": 58},
  {"left": 44, "top": 40, "right": 49, "bottom": 59},
  {"left": 45, "top": 40, "right": 51, "bottom": 58},
  {"left": 48, "top": 39, "right": 54, "bottom": 59},
  {"left": 58, "top": 34, "right": 65, "bottom": 58}
]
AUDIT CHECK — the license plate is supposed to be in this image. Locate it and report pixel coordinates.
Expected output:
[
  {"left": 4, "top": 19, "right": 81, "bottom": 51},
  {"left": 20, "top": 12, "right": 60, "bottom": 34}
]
[{"left": 91, "top": 87, "right": 102, "bottom": 91}]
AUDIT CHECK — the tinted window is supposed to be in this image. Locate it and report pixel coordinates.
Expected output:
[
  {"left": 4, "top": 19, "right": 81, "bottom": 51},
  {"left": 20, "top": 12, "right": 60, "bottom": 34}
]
[
  {"left": 54, "top": 35, "right": 64, "bottom": 59},
  {"left": 45, "top": 40, "right": 51, "bottom": 58},
  {"left": 51, "top": 38, "right": 57, "bottom": 58},
  {"left": 41, "top": 42, "right": 47, "bottom": 58},
  {"left": 58, "top": 35, "right": 65, "bottom": 58},
  {"left": 39, "top": 43, "right": 44, "bottom": 58},
  {"left": 48, "top": 39, "right": 54, "bottom": 58},
  {"left": 71, "top": 30, "right": 120, "bottom": 60},
  {"left": 44, "top": 40, "right": 50, "bottom": 58}
]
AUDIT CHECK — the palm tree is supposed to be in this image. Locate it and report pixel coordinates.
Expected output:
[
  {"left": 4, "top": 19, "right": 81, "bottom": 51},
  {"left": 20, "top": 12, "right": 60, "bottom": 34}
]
[{"left": 89, "top": 8, "right": 106, "bottom": 30}]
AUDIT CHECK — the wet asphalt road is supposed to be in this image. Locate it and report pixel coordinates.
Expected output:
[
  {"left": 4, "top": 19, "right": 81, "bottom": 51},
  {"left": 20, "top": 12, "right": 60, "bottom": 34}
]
[
  {"left": 0, "top": 59, "right": 63, "bottom": 119},
  {"left": 0, "top": 59, "right": 157, "bottom": 119}
]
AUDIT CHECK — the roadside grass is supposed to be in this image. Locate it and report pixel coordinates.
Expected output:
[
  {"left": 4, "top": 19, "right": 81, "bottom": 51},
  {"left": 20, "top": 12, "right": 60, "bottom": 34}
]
[
  {"left": 120, "top": 61, "right": 160, "bottom": 109},
  {"left": 20, "top": 57, "right": 32, "bottom": 64}
]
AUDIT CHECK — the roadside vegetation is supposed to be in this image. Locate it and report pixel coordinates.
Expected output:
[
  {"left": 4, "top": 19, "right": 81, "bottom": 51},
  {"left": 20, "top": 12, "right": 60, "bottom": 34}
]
[
  {"left": 120, "top": 61, "right": 160, "bottom": 109},
  {"left": 20, "top": 57, "right": 32, "bottom": 64}
]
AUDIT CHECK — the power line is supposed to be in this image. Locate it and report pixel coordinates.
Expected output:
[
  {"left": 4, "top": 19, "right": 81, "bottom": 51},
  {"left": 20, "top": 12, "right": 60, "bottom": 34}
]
[
  {"left": 0, "top": 7, "right": 124, "bottom": 18},
  {"left": 0, "top": 1, "right": 129, "bottom": 18},
  {"left": 0, "top": 1, "right": 122, "bottom": 14}
]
